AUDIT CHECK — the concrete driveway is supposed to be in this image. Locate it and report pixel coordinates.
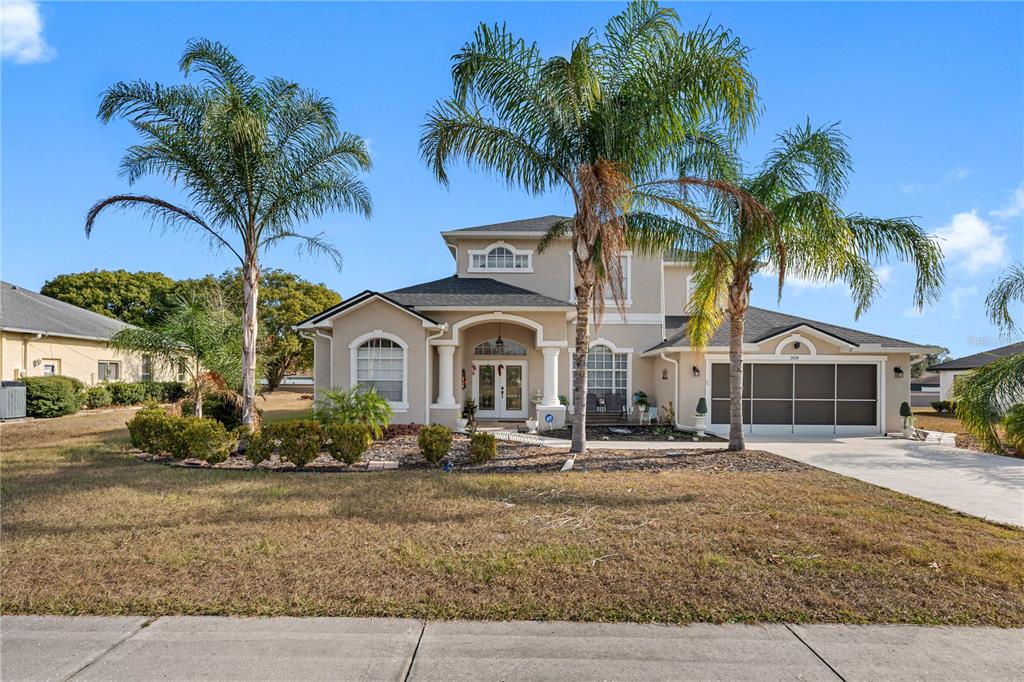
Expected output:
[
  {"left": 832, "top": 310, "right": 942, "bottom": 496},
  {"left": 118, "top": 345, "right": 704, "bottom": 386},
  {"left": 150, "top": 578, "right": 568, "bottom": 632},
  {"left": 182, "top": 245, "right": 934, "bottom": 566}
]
[{"left": 747, "top": 435, "right": 1024, "bottom": 527}]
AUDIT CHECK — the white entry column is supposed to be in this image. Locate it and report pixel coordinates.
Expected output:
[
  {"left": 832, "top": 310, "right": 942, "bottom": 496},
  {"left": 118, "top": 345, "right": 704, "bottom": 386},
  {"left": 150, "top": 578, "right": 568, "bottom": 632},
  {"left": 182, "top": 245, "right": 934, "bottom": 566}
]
[
  {"left": 436, "top": 345, "right": 457, "bottom": 407},
  {"left": 541, "top": 347, "right": 560, "bottom": 407}
]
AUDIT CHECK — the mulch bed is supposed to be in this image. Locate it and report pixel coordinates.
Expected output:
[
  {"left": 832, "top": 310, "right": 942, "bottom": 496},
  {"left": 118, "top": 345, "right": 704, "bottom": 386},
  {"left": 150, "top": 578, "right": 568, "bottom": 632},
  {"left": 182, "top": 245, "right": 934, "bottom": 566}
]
[
  {"left": 543, "top": 424, "right": 725, "bottom": 443},
  {"left": 133, "top": 434, "right": 801, "bottom": 474}
]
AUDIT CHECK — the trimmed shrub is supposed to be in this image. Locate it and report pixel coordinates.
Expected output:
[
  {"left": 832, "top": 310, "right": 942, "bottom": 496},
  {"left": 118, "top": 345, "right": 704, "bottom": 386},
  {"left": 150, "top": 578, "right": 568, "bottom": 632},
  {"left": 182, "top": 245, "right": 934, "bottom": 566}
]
[
  {"left": 264, "top": 420, "right": 323, "bottom": 467},
  {"left": 170, "top": 417, "right": 235, "bottom": 463},
  {"left": 181, "top": 391, "right": 260, "bottom": 430},
  {"left": 930, "top": 400, "right": 946, "bottom": 413},
  {"left": 325, "top": 423, "right": 372, "bottom": 465},
  {"left": 242, "top": 428, "right": 275, "bottom": 465},
  {"left": 84, "top": 385, "right": 113, "bottom": 409},
  {"left": 467, "top": 432, "right": 497, "bottom": 464},
  {"left": 107, "top": 382, "right": 148, "bottom": 405},
  {"left": 418, "top": 424, "right": 452, "bottom": 466},
  {"left": 24, "top": 376, "right": 83, "bottom": 418},
  {"left": 127, "top": 408, "right": 175, "bottom": 454},
  {"left": 157, "top": 382, "right": 187, "bottom": 402}
]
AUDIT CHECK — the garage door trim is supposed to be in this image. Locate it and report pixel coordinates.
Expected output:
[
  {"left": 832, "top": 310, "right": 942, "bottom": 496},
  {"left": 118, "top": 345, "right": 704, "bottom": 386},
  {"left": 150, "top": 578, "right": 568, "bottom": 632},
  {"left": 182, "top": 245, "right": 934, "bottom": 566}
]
[{"left": 704, "top": 354, "right": 886, "bottom": 436}]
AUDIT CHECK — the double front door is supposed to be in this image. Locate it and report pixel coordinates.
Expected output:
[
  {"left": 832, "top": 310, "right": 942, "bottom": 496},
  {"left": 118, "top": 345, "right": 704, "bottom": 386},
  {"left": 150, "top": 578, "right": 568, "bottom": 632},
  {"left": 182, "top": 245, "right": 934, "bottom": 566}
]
[{"left": 473, "top": 360, "right": 527, "bottom": 420}]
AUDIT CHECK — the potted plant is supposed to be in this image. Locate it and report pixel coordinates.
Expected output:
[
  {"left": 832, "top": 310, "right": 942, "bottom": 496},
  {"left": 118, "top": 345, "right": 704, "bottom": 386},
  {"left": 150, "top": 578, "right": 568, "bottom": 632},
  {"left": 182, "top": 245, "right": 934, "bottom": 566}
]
[
  {"left": 632, "top": 390, "right": 650, "bottom": 416},
  {"left": 694, "top": 397, "right": 708, "bottom": 437},
  {"left": 462, "top": 394, "right": 477, "bottom": 431},
  {"left": 900, "top": 401, "right": 914, "bottom": 438},
  {"left": 525, "top": 415, "right": 538, "bottom": 433}
]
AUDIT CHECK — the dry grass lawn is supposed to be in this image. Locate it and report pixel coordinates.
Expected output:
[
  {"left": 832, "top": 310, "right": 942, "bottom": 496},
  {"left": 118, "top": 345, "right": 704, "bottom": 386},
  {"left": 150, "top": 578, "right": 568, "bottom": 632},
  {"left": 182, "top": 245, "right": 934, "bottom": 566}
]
[{"left": 2, "top": 403, "right": 1023, "bottom": 625}]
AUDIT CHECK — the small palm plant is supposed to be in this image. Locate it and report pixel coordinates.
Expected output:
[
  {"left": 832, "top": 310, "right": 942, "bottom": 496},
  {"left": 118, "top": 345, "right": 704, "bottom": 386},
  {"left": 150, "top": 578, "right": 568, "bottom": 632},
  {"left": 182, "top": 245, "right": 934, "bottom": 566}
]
[
  {"left": 633, "top": 121, "right": 944, "bottom": 450},
  {"left": 86, "top": 38, "right": 372, "bottom": 430},
  {"left": 952, "top": 262, "right": 1024, "bottom": 453},
  {"left": 313, "top": 386, "right": 394, "bottom": 440},
  {"left": 108, "top": 293, "right": 241, "bottom": 417}
]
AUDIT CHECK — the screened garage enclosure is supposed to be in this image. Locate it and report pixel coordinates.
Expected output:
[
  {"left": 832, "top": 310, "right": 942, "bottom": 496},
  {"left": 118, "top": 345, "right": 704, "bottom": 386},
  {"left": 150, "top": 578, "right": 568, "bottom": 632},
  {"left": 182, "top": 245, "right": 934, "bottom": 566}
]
[{"left": 710, "top": 362, "right": 880, "bottom": 435}]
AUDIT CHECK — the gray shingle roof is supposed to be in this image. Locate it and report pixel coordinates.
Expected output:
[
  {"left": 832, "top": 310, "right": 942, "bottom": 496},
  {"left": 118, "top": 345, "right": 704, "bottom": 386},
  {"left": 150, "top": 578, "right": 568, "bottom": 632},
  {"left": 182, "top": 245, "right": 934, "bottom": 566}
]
[
  {"left": 387, "top": 276, "right": 573, "bottom": 308},
  {"left": 648, "top": 306, "right": 930, "bottom": 352},
  {"left": 1, "top": 281, "right": 129, "bottom": 340},
  {"left": 928, "top": 342, "right": 1024, "bottom": 371},
  {"left": 443, "top": 215, "right": 570, "bottom": 235}
]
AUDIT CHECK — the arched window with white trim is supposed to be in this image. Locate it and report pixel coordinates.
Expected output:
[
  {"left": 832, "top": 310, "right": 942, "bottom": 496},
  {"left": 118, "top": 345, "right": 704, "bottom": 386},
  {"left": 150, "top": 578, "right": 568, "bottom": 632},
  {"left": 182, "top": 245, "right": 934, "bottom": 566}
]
[
  {"left": 352, "top": 336, "right": 406, "bottom": 405},
  {"left": 587, "top": 344, "right": 628, "bottom": 401},
  {"left": 468, "top": 243, "right": 533, "bottom": 272},
  {"left": 474, "top": 339, "right": 528, "bottom": 356}
]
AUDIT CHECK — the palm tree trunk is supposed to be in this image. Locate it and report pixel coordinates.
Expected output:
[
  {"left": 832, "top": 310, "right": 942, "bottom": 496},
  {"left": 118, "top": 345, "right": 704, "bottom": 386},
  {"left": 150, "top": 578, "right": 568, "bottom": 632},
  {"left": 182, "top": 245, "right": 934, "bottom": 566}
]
[
  {"left": 727, "top": 279, "right": 750, "bottom": 451},
  {"left": 241, "top": 256, "right": 260, "bottom": 429},
  {"left": 570, "top": 280, "right": 594, "bottom": 455}
]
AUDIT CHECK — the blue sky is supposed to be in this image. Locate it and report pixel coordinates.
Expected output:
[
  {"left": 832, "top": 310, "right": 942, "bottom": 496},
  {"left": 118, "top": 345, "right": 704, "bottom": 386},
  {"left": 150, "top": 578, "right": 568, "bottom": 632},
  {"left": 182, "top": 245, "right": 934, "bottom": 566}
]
[{"left": 2, "top": 1, "right": 1022, "bottom": 357}]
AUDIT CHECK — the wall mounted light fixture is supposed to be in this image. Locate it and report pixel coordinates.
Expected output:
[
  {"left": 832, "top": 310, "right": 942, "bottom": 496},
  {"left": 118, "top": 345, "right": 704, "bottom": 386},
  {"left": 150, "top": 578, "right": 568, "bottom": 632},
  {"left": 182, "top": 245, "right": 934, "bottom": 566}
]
[
  {"left": 893, "top": 366, "right": 904, "bottom": 378},
  {"left": 692, "top": 366, "right": 701, "bottom": 377}
]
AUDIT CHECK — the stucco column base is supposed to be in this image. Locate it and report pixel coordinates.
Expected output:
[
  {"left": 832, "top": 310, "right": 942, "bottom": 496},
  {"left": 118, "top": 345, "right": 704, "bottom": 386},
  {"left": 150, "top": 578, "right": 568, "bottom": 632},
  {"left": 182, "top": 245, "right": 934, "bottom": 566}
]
[
  {"left": 536, "top": 404, "right": 567, "bottom": 430},
  {"left": 429, "top": 405, "right": 463, "bottom": 428}
]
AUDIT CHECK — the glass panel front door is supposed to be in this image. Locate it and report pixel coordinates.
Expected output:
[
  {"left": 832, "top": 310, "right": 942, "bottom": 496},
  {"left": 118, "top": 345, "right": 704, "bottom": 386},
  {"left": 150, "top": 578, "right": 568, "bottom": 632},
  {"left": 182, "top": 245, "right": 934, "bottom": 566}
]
[
  {"left": 474, "top": 361, "right": 527, "bottom": 419},
  {"left": 479, "top": 364, "right": 496, "bottom": 411}
]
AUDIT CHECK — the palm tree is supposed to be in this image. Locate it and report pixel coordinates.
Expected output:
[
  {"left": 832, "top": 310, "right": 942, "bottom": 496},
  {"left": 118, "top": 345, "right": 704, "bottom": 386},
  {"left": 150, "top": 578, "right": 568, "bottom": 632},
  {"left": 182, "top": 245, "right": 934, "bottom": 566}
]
[
  {"left": 108, "top": 293, "right": 242, "bottom": 417},
  {"left": 632, "top": 121, "right": 945, "bottom": 450},
  {"left": 86, "top": 39, "right": 372, "bottom": 429},
  {"left": 421, "top": 1, "right": 759, "bottom": 454},
  {"left": 952, "top": 262, "right": 1024, "bottom": 453}
]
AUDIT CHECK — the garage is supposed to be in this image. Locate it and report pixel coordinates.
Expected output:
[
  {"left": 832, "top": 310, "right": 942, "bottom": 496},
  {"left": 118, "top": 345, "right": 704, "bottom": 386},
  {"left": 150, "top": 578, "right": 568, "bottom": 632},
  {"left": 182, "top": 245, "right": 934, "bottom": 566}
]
[{"left": 709, "top": 361, "right": 881, "bottom": 435}]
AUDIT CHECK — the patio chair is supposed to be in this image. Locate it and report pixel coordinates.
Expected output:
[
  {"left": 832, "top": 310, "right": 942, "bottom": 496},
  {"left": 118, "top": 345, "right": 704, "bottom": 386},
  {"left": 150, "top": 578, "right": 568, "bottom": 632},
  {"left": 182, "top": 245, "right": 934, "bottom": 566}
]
[
  {"left": 604, "top": 393, "right": 623, "bottom": 419},
  {"left": 586, "top": 393, "right": 599, "bottom": 413}
]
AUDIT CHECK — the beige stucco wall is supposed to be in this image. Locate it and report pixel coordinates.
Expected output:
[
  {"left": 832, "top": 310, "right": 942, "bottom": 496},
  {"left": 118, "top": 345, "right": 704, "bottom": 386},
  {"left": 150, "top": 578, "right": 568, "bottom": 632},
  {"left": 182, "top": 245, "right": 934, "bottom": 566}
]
[
  {"left": 0, "top": 330, "right": 174, "bottom": 384},
  {"left": 326, "top": 299, "right": 429, "bottom": 423},
  {"left": 662, "top": 264, "right": 691, "bottom": 318},
  {"left": 451, "top": 236, "right": 665, "bottom": 315}
]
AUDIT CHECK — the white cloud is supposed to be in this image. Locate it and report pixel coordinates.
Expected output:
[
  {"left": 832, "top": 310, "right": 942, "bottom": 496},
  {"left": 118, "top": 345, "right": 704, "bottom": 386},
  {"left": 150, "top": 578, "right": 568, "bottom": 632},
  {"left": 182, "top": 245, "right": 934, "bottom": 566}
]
[
  {"left": 876, "top": 265, "right": 893, "bottom": 284},
  {"left": 991, "top": 184, "right": 1024, "bottom": 219},
  {"left": 901, "top": 168, "right": 971, "bottom": 194},
  {"left": 946, "top": 167, "right": 972, "bottom": 182},
  {"left": 950, "top": 285, "right": 979, "bottom": 318},
  {"left": 1, "top": 0, "right": 55, "bottom": 64},
  {"left": 932, "top": 210, "right": 1007, "bottom": 274}
]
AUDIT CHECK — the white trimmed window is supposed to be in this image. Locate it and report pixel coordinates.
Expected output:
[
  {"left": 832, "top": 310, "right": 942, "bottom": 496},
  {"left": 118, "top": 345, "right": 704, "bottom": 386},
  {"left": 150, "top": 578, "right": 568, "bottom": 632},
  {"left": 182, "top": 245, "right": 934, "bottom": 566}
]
[
  {"left": 141, "top": 356, "right": 154, "bottom": 382},
  {"left": 468, "top": 243, "right": 533, "bottom": 272},
  {"left": 98, "top": 361, "right": 121, "bottom": 382},
  {"left": 587, "top": 344, "right": 628, "bottom": 399},
  {"left": 474, "top": 339, "right": 528, "bottom": 356},
  {"left": 568, "top": 252, "right": 632, "bottom": 305},
  {"left": 351, "top": 334, "right": 408, "bottom": 408}
]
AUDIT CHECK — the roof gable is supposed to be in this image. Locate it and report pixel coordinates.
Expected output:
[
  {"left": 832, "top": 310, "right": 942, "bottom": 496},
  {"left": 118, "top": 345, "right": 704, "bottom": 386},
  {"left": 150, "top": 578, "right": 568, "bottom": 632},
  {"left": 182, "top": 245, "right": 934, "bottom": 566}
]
[
  {"left": 387, "top": 276, "right": 573, "bottom": 309},
  {"left": 441, "top": 215, "right": 570, "bottom": 237},
  {"left": 294, "top": 290, "right": 440, "bottom": 329}
]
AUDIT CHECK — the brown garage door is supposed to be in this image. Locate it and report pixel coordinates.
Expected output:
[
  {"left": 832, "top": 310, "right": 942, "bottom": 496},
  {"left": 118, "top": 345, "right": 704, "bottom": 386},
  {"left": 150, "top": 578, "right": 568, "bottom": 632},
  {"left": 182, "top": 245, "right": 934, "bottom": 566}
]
[{"left": 711, "top": 362, "right": 877, "bottom": 432}]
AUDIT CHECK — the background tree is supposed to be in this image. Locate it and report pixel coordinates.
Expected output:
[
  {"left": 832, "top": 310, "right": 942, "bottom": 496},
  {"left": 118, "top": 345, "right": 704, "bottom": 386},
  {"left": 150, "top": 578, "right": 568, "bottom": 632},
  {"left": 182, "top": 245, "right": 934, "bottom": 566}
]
[
  {"left": 913, "top": 349, "right": 949, "bottom": 378},
  {"left": 108, "top": 293, "right": 242, "bottom": 416},
  {"left": 41, "top": 270, "right": 177, "bottom": 327},
  {"left": 633, "top": 121, "right": 944, "bottom": 450},
  {"left": 952, "top": 262, "right": 1024, "bottom": 453},
  {"left": 218, "top": 268, "right": 340, "bottom": 389},
  {"left": 86, "top": 38, "right": 371, "bottom": 429},
  {"left": 421, "top": 0, "right": 759, "bottom": 454}
]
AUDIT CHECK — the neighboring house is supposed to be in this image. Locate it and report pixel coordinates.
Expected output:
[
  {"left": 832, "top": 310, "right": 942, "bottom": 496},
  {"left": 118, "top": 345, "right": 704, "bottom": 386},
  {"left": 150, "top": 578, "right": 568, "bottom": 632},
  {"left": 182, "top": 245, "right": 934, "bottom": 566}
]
[
  {"left": 910, "top": 372, "right": 940, "bottom": 407},
  {"left": 928, "top": 342, "right": 1024, "bottom": 400},
  {"left": 0, "top": 281, "right": 175, "bottom": 385},
  {"left": 296, "top": 216, "right": 939, "bottom": 436}
]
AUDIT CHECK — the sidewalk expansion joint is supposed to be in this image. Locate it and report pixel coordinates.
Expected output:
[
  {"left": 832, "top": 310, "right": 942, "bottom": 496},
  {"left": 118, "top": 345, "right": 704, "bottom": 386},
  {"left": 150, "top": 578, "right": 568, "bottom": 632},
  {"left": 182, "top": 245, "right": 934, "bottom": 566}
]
[
  {"left": 64, "top": 616, "right": 156, "bottom": 681},
  {"left": 403, "top": 621, "right": 426, "bottom": 682},
  {"left": 784, "top": 624, "right": 846, "bottom": 681}
]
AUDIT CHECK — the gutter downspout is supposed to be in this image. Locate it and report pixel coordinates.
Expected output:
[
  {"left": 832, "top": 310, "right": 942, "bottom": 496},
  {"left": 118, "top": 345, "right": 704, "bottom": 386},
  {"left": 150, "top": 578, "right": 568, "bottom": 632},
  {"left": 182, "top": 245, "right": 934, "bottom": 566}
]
[
  {"left": 313, "top": 329, "right": 334, "bottom": 393},
  {"left": 660, "top": 352, "right": 680, "bottom": 429},
  {"left": 425, "top": 324, "right": 449, "bottom": 424}
]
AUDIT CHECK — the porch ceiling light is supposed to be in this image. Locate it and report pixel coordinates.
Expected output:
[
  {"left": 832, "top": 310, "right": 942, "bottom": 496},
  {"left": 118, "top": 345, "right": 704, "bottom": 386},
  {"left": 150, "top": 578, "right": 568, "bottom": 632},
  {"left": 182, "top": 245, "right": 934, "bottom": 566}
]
[{"left": 495, "top": 321, "right": 504, "bottom": 352}]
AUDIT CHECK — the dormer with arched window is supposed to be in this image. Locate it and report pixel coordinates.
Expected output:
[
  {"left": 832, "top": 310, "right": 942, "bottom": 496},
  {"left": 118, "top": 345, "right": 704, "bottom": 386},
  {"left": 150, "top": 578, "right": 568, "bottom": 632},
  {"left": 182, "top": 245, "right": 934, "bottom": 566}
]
[{"left": 467, "top": 242, "right": 533, "bottom": 273}]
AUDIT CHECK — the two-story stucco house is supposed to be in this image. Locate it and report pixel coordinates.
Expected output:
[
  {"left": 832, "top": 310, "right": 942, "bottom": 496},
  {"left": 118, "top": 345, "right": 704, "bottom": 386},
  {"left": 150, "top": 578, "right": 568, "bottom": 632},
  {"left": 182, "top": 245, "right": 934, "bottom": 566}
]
[{"left": 296, "top": 216, "right": 939, "bottom": 437}]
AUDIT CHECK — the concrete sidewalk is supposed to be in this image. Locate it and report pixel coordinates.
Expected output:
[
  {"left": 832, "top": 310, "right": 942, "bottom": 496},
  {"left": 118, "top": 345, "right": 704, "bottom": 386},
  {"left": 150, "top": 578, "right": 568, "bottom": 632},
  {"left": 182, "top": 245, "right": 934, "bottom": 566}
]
[{"left": 2, "top": 616, "right": 1021, "bottom": 681}]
